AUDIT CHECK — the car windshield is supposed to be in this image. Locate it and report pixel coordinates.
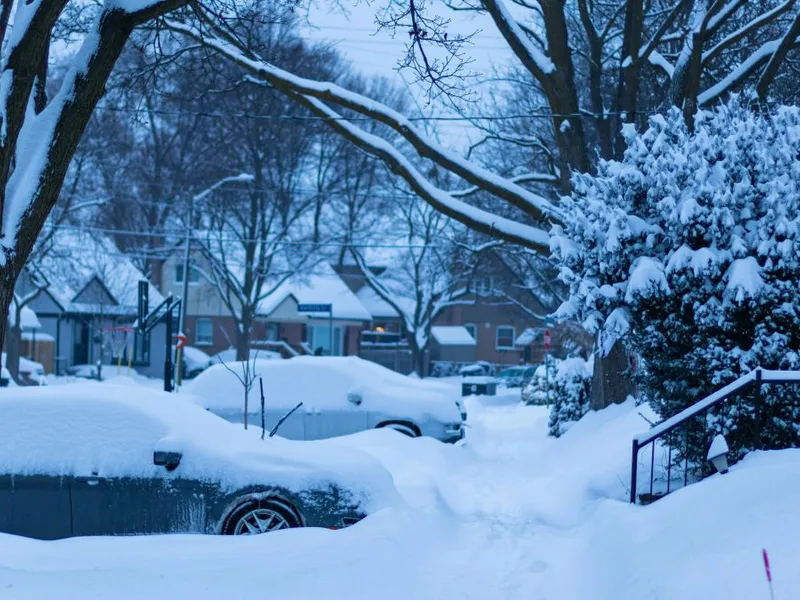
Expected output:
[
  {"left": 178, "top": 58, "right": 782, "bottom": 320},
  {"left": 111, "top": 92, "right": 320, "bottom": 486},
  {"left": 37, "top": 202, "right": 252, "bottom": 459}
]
[{"left": 498, "top": 368, "right": 524, "bottom": 378}]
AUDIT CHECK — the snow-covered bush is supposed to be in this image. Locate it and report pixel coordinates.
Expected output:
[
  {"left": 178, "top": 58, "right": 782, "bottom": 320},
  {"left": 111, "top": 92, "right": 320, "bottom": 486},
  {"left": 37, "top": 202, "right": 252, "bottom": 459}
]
[
  {"left": 521, "top": 362, "right": 553, "bottom": 406},
  {"left": 547, "top": 357, "right": 593, "bottom": 437},
  {"left": 552, "top": 102, "right": 800, "bottom": 462}
]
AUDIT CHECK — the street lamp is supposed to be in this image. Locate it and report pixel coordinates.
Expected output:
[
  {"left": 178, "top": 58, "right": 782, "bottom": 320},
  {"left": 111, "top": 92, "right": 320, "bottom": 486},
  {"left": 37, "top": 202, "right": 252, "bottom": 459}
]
[{"left": 707, "top": 434, "right": 730, "bottom": 474}]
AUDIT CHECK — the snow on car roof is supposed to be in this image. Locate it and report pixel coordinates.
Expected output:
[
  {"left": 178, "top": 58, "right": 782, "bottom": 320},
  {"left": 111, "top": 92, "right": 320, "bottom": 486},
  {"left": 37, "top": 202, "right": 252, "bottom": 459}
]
[
  {"left": 185, "top": 356, "right": 461, "bottom": 423},
  {"left": 431, "top": 326, "right": 477, "bottom": 346},
  {"left": 0, "top": 384, "right": 397, "bottom": 510}
]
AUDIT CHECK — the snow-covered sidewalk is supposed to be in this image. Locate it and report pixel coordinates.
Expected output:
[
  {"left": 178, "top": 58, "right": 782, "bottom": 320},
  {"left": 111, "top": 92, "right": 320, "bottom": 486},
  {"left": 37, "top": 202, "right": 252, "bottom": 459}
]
[{"left": 1, "top": 396, "right": 798, "bottom": 599}]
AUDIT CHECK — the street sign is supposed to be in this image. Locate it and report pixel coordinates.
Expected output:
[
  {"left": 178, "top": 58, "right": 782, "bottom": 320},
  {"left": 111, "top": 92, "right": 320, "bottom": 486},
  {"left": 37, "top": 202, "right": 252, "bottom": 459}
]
[
  {"left": 298, "top": 303, "right": 333, "bottom": 313},
  {"left": 543, "top": 329, "right": 552, "bottom": 352},
  {"left": 545, "top": 316, "right": 554, "bottom": 327}
]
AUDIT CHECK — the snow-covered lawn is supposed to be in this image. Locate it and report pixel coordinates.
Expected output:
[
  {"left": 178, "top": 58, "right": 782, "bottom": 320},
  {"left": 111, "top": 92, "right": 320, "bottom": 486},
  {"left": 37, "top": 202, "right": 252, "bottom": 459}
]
[{"left": 1, "top": 395, "right": 798, "bottom": 599}]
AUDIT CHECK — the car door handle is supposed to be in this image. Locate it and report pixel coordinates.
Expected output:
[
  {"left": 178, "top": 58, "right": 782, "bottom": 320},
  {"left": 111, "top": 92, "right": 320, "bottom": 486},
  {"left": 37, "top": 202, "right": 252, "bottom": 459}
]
[{"left": 76, "top": 475, "right": 103, "bottom": 485}]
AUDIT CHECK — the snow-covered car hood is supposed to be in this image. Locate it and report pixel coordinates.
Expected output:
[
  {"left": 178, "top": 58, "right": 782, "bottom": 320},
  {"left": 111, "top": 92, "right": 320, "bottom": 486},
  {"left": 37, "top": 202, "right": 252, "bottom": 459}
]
[{"left": 0, "top": 384, "right": 401, "bottom": 515}]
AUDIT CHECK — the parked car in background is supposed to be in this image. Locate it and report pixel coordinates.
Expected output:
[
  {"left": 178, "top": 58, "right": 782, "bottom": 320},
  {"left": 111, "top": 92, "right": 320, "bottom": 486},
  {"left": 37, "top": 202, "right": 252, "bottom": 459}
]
[
  {"left": 212, "top": 347, "right": 281, "bottom": 364},
  {"left": 495, "top": 365, "right": 537, "bottom": 389},
  {"left": 181, "top": 346, "right": 214, "bottom": 379},
  {"left": 1, "top": 353, "right": 46, "bottom": 386},
  {"left": 458, "top": 361, "right": 494, "bottom": 377},
  {"left": 185, "top": 356, "right": 466, "bottom": 443},
  {"left": 0, "top": 385, "right": 399, "bottom": 540}
]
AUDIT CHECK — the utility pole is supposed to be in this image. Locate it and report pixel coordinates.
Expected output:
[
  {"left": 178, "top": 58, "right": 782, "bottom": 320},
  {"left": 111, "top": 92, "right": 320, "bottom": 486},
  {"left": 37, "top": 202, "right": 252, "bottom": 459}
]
[{"left": 176, "top": 196, "right": 193, "bottom": 389}]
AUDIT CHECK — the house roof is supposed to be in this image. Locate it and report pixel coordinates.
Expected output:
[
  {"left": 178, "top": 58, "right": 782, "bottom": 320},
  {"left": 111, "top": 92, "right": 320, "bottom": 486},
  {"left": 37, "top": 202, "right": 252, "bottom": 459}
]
[
  {"left": 355, "top": 286, "right": 401, "bottom": 319},
  {"left": 515, "top": 328, "right": 542, "bottom": 346},
  {"left": 36, "top": 229, "right": 163, "bottom": 317},
  {"left": 7, "top": 305, "right": 41, "bottom": 330},
  {"left": 431, "top": 326, "right": 477, "bottom": 346},
  {"left": 258, "top": 263, "right": 372, "bottom": 322}
]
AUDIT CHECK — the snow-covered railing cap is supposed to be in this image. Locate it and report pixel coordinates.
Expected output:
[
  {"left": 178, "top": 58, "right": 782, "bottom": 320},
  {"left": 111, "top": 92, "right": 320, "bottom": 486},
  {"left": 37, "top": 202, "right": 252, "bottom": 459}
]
[{"left": 634, "top": 369, "right": 800, "bottom": 446}]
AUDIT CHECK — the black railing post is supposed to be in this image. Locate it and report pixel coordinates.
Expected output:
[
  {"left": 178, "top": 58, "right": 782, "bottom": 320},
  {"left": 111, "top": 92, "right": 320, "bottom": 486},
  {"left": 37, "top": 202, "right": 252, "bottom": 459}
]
[
  {"left": 630, "top": 439, "right": 639, "bottom": 504},
  {"left": 755, "top": 368, "right": 763, "bottom": 450}
]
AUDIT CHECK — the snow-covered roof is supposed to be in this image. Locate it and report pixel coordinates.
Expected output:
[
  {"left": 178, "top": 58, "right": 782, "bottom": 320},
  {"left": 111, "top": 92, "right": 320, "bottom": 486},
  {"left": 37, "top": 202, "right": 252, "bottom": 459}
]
[
  {"left": 431, "top": 326, "right": 477, "bottom": 346},
  {"left": 356, "top": 286, "right": 400, "bottom": 319},
  {"left": 8, "top": 305, "right": 41, "bottom": 330},
  {"left": 514, "top": 328, "right": 541, "bottom": 346},
  {"left": 258, "top": 263, "right": 372, "bottom": 321},
  {"left": 36, "top": 229, "right": 163, "bottom": 316}
]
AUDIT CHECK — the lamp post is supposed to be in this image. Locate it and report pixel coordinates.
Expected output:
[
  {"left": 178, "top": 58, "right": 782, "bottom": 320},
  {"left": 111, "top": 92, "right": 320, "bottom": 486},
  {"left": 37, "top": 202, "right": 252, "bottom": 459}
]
[{"left": 707, "top": 434, "right": 730, "bottom": 474}]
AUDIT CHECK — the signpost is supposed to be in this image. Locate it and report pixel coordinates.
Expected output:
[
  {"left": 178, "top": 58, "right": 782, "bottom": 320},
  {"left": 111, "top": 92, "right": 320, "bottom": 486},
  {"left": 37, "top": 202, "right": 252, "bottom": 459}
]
[
  {"left": 137, "top": 282, "right": 182, "bottom": 392},
  {"left": 544, "top": 317, "right": 553, "bottom": 406},
  {"left": 298, "top": 303, "right": 334, "bottom": 356}
]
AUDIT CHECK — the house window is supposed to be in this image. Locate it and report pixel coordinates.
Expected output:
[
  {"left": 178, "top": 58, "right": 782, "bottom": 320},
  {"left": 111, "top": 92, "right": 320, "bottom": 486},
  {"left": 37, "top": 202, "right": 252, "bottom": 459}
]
[
  {"left": 195, "top": 318, "right": 213, "bottom": 345},
  {"left": 464, "top": 323, "right": 477, "bottom": 340},
  {"left": 496, "top": 326, "right": 515, "bottom": 350},
  {"left": 175, "top": 264, "right": 200, "bottom": 284},
  {"left": 474, "top": 276, "right": 494, "bottom": 296},
  {"left": 266, "top": 323, "right": 280, "bottom": 342}
]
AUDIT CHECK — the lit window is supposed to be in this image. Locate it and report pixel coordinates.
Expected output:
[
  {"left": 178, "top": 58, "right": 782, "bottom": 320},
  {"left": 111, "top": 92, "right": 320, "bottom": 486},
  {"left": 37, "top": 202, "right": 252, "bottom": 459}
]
[{"left": 496, "top": 326, "right": 515, "bottom": 350}]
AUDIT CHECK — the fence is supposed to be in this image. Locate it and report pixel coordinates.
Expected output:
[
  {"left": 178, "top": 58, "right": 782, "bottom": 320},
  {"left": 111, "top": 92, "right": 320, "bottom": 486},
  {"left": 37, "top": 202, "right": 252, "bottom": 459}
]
[{"left": 630, "top": 368, "right": 800, "bottom": 504}]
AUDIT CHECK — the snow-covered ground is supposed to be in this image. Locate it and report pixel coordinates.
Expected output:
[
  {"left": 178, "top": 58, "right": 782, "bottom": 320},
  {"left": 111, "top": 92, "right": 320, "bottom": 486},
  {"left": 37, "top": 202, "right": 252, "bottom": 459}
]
[{"left": 1, "top": 391, "right": 797, "bottom": 599}]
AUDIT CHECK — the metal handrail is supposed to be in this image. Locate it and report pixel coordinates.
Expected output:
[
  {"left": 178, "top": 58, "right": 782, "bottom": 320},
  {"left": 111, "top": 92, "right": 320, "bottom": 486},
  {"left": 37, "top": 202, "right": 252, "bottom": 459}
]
[{"left": 630, "top": 368, "right": 800, "bottom": 504}]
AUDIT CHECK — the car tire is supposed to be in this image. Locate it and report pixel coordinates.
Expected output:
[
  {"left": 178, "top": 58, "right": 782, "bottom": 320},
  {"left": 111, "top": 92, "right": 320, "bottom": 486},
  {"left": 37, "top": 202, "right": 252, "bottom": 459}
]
[
  {"left": 222, "top": 498, "right": 301, "bottom": 536},
  {"left": 378, "top": 422, "right": 419, "bottom": 438}
]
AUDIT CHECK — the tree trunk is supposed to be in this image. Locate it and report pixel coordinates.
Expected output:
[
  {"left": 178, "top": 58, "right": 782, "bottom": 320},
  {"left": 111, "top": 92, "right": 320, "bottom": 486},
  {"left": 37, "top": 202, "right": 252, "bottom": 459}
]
[
  {"left": 6, "top": 321, "right": 21, "bottom": 382},
  {"left": 0, "top": 269, "right": 14, "bottom": 378},
  {"left": 590, "top": 339, "right": 636, "bottom": 410},
  {"left": 235, "top": 315, "right": 252, "bottom": 362}
]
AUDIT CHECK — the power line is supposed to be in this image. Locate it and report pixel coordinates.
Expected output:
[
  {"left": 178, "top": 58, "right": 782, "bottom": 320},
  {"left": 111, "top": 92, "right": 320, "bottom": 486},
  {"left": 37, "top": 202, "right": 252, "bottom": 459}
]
[
  {"left": 94, "top": 103, "right": 661, "bottom": 122},
  {"left": 47, "top": 224, "right": 461, "bottom": 250}
]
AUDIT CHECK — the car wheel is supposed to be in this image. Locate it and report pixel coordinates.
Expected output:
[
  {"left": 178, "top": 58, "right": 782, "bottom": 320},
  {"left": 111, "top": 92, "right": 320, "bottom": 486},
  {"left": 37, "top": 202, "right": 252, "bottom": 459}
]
[
  {"left": 379, "top": 422, "right": 419, "bottom": 438},
  {"left": 223, "top": 499, "right": 301, "bottom": 535}
]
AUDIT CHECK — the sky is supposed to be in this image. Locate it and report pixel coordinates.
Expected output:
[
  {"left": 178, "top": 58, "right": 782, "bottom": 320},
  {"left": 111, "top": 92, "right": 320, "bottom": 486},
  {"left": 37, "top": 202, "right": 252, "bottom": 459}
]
[{"left": 300, "top": 2, "right": 519, "bottom": 147}]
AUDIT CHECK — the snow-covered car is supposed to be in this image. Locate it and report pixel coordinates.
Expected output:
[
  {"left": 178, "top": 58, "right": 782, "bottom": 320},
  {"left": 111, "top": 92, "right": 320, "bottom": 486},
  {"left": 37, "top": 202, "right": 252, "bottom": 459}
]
[
  {"left": 212, "top": 347, "right": 282, "bottom": 364},
  {"left": 496, "top": 366, "right": 536, "bottom": 389},
  {"left": 458, "top": 361, "right": 494, "bottom": 377},
  {"left": 0, "top": 384, "right": 399, "bottom": 540},
  {"left": 181, "top": 346, "right": 214, "bottom": 379},
  {"left": 1, "top": 353, "right": 46, "bottom": 386},
  {"left": 185, "top": 356, "right": 466, "bottom": 443}
]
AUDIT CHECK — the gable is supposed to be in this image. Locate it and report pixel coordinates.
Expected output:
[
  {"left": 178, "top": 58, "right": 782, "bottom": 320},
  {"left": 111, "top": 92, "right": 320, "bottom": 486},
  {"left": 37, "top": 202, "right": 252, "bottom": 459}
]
[{"left": 72, "top": 276, "right": 118, "bottom": 306}]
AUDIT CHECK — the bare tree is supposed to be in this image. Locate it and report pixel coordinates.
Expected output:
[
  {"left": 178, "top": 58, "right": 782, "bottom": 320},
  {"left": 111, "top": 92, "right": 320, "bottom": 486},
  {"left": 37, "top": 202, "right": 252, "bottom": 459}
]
[
  {"left": 0, "top": 0, "right": 194, "bottom": 356},
  {"left": 352, "top": 194, "right": 481, "bottom": 376}
]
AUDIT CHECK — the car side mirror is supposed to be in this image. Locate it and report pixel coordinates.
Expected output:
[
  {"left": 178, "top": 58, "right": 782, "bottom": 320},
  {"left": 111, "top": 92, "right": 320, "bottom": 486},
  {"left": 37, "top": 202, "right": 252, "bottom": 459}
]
[
  {"left": 154, "top": 450, "right": 182, "bottom": 472},
  {"left": 347, "top": 392, "right": 363, "bottom": 406}
]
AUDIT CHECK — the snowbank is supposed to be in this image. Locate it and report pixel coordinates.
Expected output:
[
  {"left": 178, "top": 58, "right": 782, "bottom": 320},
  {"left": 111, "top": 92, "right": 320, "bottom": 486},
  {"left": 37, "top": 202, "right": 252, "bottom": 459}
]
[{"left": 0, "top": 393, "right": 797, "bottom": 599}]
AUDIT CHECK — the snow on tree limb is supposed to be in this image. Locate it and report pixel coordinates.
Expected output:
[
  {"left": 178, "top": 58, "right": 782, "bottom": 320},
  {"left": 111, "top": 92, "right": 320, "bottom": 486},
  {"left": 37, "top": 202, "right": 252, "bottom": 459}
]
[
  {"left": 702, "top": 0, "right": 796, "bottom": 67},
  {"left": 164, "top": 19, "right": 562, "bottom": 226},
  {"left": 756, "top": 9, "right": 800, "bottom": 100},
  {"left": 480, "top": 0, "right": 556, "bottom": 81},
  {"left": 165, "top": 19, "right": 554, "bottom": 252}
]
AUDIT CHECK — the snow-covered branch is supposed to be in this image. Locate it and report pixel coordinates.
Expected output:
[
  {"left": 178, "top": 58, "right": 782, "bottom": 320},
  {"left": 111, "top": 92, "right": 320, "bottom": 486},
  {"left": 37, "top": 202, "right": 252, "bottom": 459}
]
[{"left": 165, "top": 19, "right": 561, "bottom": 229}]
